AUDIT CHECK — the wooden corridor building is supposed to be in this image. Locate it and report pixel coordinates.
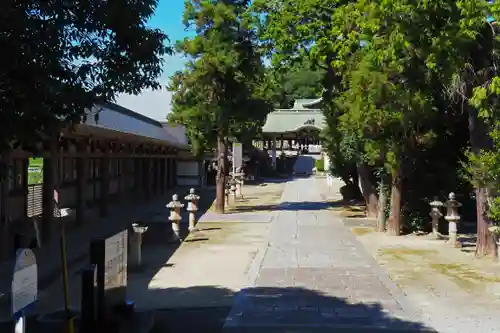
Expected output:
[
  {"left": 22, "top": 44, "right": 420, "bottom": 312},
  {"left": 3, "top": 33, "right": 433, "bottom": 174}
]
[{"left": 0, "top": 103, "right": 198, "bottom": 262}]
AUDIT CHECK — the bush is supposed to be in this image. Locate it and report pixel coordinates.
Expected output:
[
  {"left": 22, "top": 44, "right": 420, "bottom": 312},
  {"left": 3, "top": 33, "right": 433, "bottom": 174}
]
[{"left": 316, "top": 158, "right": 325, "bottom": 171}]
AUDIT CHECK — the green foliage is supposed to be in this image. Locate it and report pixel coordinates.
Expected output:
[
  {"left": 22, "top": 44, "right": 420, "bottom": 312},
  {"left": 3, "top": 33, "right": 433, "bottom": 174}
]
[
  {"left": 0, "top": 0, "right": 169, "bottom": 153},
  {"left": 168, "top": 0, "right": 273, "bottom": 155},
  {"left": 253, "top": 0, "right": 496, "bottom": 233},
  {"left": 315, "top": 158, "right": 324, "bottom": 172},
  {"left": 269, "top": 58, "right": 325, "bottom": 108}
]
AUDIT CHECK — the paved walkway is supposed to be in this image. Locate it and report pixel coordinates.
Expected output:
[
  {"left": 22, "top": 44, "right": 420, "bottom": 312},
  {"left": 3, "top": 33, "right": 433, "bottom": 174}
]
[{"left": 223, "top": 177, "right": 434, "bottom": 332}]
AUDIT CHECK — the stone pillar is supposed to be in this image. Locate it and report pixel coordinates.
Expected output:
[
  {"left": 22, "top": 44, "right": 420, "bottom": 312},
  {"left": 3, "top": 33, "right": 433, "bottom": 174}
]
[
  {"left": 99, "top": 156, "right": 109, "bottom": 217},
  {"left": 130, "top": 223, "right": 148, "bottom": 269}
]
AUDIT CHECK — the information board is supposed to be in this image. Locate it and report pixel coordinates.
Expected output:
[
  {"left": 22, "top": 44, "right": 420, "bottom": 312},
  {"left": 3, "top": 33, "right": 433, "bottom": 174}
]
[
  {"left": 27, "top": 158, "right": 43, "bottom": 185},
  {"left": 11, "top": 249, "right": 38, "bottom": 315},
  {"left": 232, "top": 142, "right": 242, "bottom": 171}
]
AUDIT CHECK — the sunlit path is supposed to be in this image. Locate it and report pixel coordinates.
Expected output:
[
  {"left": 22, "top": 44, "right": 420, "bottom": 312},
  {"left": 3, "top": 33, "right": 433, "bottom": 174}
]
[{"left": 223, "top": 177, "right": 434, "bottom": 332}]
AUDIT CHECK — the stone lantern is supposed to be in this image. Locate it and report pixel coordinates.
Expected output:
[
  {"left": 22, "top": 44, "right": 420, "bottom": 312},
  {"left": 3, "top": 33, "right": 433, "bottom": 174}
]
[
  {"left": 185, "top": 188, "right": 200, "bottom": 232},
  {"left": 429, "top": 197, "right": 443, "bottom": 239},
  {"left": 233, "top": 167, "right": 245, "bottom": 198},
  {"left": 130, "top": 222, "right": 148, "bottom": 268},
  {"left": 225, "top": 181, "right": 231, "bottom": 206},
  {"left": 166, "top": 194, "right": 184, "bottom": 242},
  {"left": 229, "top": 178, "right": 237, "bottom": 201},
  {"left": 444, "top": 192, "right": 462, "bottom": 247}
]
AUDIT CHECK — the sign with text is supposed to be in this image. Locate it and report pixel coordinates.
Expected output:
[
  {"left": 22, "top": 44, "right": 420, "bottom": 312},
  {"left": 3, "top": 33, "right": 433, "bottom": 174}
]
[
  {"left": 232, "top": 142, "right": 242, "bottom": 171},
  {"left": 91, "top": 230, "right": 128, "bottom": 321},
  {"left": 12, "top": 249, "right": 38, "bottom": 315},
  {"left": 27, "top": 158, "right": 43, "bottom": 185}
]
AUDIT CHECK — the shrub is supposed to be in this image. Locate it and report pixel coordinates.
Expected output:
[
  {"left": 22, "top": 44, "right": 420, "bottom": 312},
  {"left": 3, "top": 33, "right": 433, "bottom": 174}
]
[{"left": 316, "top": 158, "right": 325, "bottom": 171}]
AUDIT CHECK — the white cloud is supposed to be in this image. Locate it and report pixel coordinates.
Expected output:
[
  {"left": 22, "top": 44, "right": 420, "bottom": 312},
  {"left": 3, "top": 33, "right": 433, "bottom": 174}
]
[{"left": 115, "top": 54, "right": 187, "bottom": 121}]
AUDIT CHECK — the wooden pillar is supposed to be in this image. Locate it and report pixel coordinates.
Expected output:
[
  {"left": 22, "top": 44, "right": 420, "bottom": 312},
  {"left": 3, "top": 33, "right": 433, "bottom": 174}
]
[
  {"left": 155, "top": 158, "right": 160, "bottom": 195},
  {"left": 75, "top": 142, "right": 88, "bottom": 226},
  {"left": 42, "top": 142, "right": 57, "bottom": 244},
  {"left": 143, "top": 158, "right": 150, "bottom": 199},
  {"left": 0, "top": 156, "right": 9, "bottom": 260},
  {"left": 166, "top": 158, "right": 171, "bottom": 189},
  {"left": 99, "top": 150, "right": 109, "bottom": 217},
  {"left": 172, "top": 158, "right": 177, "bottom": 188},
  {"left": 161, "top": 158, "right": 167, "bottom": 194}
]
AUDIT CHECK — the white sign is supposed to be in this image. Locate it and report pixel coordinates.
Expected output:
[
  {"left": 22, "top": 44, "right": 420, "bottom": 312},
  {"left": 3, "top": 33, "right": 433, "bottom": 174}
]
[
  {"left": 232, "top": 142, "right": 243, "bottom": 171},
  {"left": 12, "top": 249, "right": 38, "bottom": 315}
]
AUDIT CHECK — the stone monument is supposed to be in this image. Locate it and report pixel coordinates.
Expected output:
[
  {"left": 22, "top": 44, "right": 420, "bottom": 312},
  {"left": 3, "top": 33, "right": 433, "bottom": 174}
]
[{"left": 11, "top": 249, "right": 38, "bottom": 333}]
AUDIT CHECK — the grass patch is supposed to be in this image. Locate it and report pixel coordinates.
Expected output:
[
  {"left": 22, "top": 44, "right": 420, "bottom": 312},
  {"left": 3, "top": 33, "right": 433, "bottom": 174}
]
[
  {"left": 429, "top": 263, "right": 500, "bottom": 291},
  {"left": 351, "top": 227, "right": 374, "bottom": 236},
  {"left": 379, "top": 247, "right": 437, "bottom": 262}
]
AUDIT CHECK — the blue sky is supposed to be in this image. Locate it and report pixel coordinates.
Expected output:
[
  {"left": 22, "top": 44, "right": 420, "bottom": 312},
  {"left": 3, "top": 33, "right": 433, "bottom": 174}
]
[{"left": 115, "top": 0, "right": 191, "bottom": 121}]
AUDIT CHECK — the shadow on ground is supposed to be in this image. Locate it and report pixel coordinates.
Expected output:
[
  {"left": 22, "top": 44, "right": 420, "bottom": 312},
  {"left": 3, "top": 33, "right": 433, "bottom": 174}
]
[
  {"left": 227, "top": 200, "right": 359, "bottom": 213},
  {"left": 147, "top": 286, "right": 435, "bottom": 333}
]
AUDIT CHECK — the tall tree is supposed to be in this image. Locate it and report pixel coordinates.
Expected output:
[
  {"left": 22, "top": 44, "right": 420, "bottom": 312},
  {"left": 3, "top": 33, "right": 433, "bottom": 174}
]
[
  {"left": 169, "top": 0, "right": 273, "bottom": 214},
  {"left": 269, "top": 59, "right": 324, "bottom": 108},
  {"left": 0, "top": 0, "right": 168, "bottom": 153}
]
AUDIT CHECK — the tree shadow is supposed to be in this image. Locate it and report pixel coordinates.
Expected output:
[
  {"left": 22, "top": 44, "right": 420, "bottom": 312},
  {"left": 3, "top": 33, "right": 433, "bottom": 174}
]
[
  {"left": 143, "top": 285, "right": 436, "bottom": 332},
  {"left": 227, "top": 201, "right": 343, "bottom": 213}
]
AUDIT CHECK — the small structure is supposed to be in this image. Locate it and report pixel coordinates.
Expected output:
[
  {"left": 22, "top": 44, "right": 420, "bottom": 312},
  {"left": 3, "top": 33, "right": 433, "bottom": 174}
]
[
  {"left": 444, "top": 192, "right": 462, "bottom": 247},
  {"left": 429, "top": 197, "right": 443, "bottom": 238},
  {"left": 185, "top": 188, "right": 200, "bottom": 232},
  {"left": 130, "top": 222, "right": 148, "bottom": 268},
  {"left": 166, "top": 194, "right": 184, "bottom": 242}
]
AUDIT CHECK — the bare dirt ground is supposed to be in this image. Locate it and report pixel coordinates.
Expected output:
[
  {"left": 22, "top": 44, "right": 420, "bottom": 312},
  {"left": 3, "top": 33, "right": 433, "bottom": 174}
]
[
  {"left": 208, "top": 180, "right": 285, "bottom": 214},
  {"left": 330, "top": 202, "right": 500, "bottom": 332}
]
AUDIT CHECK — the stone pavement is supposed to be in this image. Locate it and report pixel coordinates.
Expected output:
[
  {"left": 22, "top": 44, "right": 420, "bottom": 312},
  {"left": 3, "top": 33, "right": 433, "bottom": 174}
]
[{"left": 223, "top": 177, "right": 435, "bottom": 332}]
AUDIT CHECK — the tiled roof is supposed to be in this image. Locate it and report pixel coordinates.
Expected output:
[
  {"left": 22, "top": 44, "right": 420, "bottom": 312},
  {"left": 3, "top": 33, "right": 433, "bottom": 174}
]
[
  {"left": 262, "top": 110, "right": 325, "bottom": 133},
  {"left": 81, "top": 103, "right": 189, "bottom": 149},
  {"left": 262, "top": 98, "right": 325, "bottom": 133}
]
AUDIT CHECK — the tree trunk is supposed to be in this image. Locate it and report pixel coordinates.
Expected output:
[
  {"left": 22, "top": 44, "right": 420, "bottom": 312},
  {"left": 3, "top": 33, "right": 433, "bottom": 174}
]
[
  {"left": 468, "top": 107, "right": 497, "bottom": 256},
  {"left": 215, "top": 135, "right": 227, "bottom": 214},
  {"left": 377, "top": 177, "right": 387, "bottom": 232},
  {"left": 357, "top": 163, "right": 378, "bottom": 217},
  {"left": 475, "top": 187, "right": 497, "bottom": 256},
  {"left": 387, "top": 166, "right": 403, "bottom": 236}
]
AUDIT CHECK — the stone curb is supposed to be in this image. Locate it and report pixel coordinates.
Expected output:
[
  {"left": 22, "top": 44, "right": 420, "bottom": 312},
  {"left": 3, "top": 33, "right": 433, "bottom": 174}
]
[{"left": 245, "top": 241, "right": 270, "bottom": 287}]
